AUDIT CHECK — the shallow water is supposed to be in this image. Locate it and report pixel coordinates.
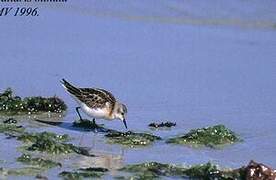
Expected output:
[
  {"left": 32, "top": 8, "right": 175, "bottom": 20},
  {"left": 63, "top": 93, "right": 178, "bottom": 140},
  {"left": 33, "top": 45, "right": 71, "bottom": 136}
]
[{"left": 1, "top": 0, "right": 276, "bottom": 179}]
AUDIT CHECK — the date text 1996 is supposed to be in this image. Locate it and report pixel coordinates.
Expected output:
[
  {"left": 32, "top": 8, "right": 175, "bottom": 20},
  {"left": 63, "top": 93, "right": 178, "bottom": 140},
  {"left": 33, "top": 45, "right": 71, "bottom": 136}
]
[{"left": 0, "top": 7, "right": 39, "bottom": 16}]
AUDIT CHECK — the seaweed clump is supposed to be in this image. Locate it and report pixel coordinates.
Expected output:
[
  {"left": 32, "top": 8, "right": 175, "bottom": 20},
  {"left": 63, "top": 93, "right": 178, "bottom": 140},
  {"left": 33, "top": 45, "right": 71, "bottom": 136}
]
[
  {"left": 0, "top": 88, "right": 67, "bottom": 115},
  {"left": 72, "top": 119, "right": 105, "bottom": 131},
  {"left": 105, "top": 131, "right": 161, "bottom": 147},
  {"left": 0, "top": 121, "right": 24, "bottom": 137},
  {"left": 18, "top": 131, "right": 70, "bottom": 143},
  {"left": 119, "top": 162, "right": 184, "bottom": 179},
  {"left": 148, "top": 121, "right": 176, "bottom": 129},
  {"left": 18, "top": 131, "right": 93, "bottom": 156},
  {"left": 59, "top": 167, "right": 108, "bottom": 179},
  {"left": 119, "top": 162, "right": 245, "bottom": 179},
  {"left": 0, "top": 120, "right": 93, "bottom": 156},
  {"left": 166, "top": 124, "right": 241, "bottom": 148},
  {"left": 17, "top": 154, "right": 61, "bottom": 169}
]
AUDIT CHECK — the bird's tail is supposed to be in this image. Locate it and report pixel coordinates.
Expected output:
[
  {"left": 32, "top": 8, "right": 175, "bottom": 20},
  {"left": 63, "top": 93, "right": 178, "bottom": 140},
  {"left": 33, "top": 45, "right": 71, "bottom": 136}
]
[{"left": 60, "top": 79, "right": 81, "bottom": 96}]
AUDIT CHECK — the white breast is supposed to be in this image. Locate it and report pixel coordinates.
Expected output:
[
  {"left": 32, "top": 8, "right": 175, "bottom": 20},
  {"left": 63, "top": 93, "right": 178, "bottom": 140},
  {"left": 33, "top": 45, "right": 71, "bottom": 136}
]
[
  {"left": 69, "top": 94, "right": 112, "bottom": 120},
  {"left": 80, "top": 102, "right": 110, "bottom": 119}
]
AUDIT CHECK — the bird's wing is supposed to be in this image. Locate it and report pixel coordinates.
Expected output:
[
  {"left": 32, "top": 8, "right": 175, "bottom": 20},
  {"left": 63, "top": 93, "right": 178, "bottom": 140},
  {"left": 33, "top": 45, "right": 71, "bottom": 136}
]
[
  {"left": 94, "top": 88, "right": 116, "bottom": 104},
  {"left": 61, "top": 79, "right": 82, "bottom": 98},
  {"left": 61, "top": 79, "right": 116, "bottom": 109},
  {"left": 79, "top": 88, "right": 116, "bottom": 109}
]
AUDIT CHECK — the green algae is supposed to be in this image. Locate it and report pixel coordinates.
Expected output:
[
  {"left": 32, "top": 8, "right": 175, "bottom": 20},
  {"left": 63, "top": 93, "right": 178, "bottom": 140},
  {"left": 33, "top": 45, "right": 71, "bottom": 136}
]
[
  {"left": 166, "top": 124, "right": 241, "bottom": 148},
  {"left": 73, "top": 119, "right": 103, "bottom": 129},
  {"left": 119, "top": 162, "right": 246, "bottom": 179},
  {"left": 0, "top": 121, "right": 92, "bottom": 156},
  {"left": 59, "top": 167, "right": 108, "bottom": 179},
  {"left": 17, "top": 154, "right": 61, "bottom": 169},
  {"left": 148, "top": 121, "right": 176, "bottom": 129},
  {"left": 18, "top": 132, "right": 93, "bottom": 156},
  {"left": 18, "top": 131, "right": 70, "bottom": 143},
  {"left": 0, "top": 88, "right": 67, "bottom": 115},
  {"left": 105, "top": 131, "right": 161, "bottom": 147},
  {"left": 0, "top": 123, "right": 25, "bottom": 137},
  {"left": 23, "top": 137, "right": 69, "bottom": 154},
  {"left": 26, "top": 140, "right": 91, "bottom": 156},
  {"left": 182, "top": 162, "right": 245, "bottom": 179},
  {"left": 119, "top": 162, "right": 182, "bottom": 179},
  {"left": 39, "top": 119, "right": 161, "bottom": 148}
]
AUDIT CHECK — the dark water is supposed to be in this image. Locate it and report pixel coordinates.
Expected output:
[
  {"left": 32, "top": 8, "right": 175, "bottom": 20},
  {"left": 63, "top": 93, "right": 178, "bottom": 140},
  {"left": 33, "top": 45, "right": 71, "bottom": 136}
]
[{"left": 1, "top": 1, "right": 276, "bottom": 179}]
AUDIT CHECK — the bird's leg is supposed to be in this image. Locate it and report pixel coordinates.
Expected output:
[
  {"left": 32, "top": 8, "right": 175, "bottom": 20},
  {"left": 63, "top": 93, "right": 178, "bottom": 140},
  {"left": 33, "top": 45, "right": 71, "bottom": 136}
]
[
  {"left": 75, "top": 107, "right": 83, "bottom": 121},
  {"left": 92, "top": 118, "right": 96, "bottom": 125}
]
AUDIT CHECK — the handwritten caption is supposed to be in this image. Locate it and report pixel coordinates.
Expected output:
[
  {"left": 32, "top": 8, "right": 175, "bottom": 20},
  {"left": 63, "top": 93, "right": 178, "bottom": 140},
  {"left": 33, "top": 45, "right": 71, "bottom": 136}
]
[{"left": 0, "top": 0, "right": 67, "bottom": 17}]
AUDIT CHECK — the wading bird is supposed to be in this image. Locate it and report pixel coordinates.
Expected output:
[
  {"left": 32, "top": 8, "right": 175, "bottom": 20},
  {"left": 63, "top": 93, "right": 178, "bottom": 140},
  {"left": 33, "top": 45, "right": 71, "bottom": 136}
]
[{"left": 61, "top": 79, "right": 128, "bottom": 129}]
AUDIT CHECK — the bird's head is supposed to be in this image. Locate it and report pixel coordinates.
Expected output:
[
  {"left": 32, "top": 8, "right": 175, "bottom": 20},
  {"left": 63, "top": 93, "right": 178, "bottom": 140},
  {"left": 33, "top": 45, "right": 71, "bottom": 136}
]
[{"left": 114, "top": 102, "right": 128, "bottom": 129}]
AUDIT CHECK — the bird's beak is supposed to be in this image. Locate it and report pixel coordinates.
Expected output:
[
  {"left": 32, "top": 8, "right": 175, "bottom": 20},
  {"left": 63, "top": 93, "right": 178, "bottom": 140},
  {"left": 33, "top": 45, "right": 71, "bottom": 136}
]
[{"left": 122, "top": 118, "right": 128, "bottom": 129}]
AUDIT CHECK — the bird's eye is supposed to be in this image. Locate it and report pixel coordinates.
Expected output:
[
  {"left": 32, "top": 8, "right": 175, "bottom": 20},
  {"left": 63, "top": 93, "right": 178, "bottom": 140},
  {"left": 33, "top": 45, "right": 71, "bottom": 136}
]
[{"left": 121, "top": 112, "right": 124, "bottom": 115}]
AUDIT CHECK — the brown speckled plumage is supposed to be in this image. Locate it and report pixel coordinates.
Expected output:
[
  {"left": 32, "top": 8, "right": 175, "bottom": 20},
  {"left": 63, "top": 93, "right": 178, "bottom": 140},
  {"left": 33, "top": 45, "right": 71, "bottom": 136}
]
[{"left": 61, "top": 79, "right": 116, "bottom": 109}]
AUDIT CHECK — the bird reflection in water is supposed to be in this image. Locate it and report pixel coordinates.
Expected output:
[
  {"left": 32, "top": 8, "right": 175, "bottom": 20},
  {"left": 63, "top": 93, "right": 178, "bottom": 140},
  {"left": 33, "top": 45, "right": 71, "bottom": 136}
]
[{"left": 74, "top": 133, "right": 125, "bottom": 176}]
